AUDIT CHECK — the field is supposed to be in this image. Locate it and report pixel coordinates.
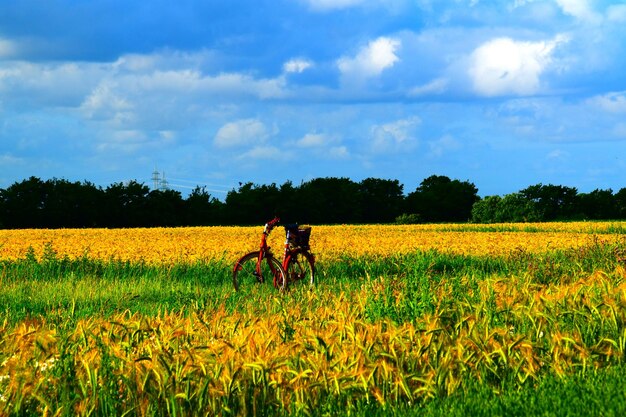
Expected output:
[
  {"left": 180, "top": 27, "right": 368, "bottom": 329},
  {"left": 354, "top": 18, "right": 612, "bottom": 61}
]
[{"left": 1, "top": 222, "right": 626, "bottom": 416}]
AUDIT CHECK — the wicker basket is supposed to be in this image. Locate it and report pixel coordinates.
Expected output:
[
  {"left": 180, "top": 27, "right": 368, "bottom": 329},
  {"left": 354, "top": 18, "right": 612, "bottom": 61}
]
[{"left": 287, "top": 226, "right": 311, "bottom": 249}]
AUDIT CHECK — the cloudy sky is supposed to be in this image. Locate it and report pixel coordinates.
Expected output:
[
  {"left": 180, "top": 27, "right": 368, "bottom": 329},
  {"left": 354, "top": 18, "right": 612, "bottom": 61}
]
[{"left": 1, "top": 0, "right": 626, "bottom": 197}]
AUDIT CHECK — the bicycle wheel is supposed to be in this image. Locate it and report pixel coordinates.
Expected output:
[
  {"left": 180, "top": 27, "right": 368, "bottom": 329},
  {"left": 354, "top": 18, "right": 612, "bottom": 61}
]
[
  {"left": 233, "top": 251, "right": 287, "bottom": 291},
  {"left": 284, "top": 250, "right": 315, "bottom": 288}
]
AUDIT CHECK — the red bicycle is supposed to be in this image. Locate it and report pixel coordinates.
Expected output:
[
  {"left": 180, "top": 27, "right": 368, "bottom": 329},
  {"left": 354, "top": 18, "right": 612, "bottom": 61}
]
[{"left": 232, "top": 217, "right": 316, "bottom": 291}]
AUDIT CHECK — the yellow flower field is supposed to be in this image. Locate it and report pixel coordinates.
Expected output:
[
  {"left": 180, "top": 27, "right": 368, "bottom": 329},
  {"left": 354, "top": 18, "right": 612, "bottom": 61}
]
[
  {"left": 2, "top": 222, "right": 626, "bottom": 415},
  {"left": 1, "top": 222, "right": 625, "bottom": 265}
]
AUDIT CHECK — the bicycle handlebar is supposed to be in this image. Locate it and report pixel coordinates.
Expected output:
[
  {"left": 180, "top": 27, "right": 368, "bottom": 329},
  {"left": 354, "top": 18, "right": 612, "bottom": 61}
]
[{"left": 263, "top": 217, "right": 281, "bottom": 234}]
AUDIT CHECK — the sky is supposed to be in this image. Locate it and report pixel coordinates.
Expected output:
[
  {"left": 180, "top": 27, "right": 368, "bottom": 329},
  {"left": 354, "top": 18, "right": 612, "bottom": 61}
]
[{"left": 1, "top": 0, "right": 626, "bottom": 198}]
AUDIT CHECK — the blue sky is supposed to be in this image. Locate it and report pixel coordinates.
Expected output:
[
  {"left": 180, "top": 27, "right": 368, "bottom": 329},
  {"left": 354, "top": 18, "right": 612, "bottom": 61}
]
[{"left": 1, "top": 0, "right": 626, "bottom": 198}]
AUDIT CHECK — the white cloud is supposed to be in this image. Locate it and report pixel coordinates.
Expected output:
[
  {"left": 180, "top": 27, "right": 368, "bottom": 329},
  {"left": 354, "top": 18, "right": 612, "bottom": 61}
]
[
  {"left": 0, "top": 38, "right": 16, "bottom": 58},
  {"left": 370, "top": 116, "right": 420, "bottom": 152},
  {"left": 214, "top": 119, "right": 269, "bottom": 148},
  {"left": 283, "top": 58, "right": 313, "bottom": 73},
  {"left": 547, "top": 149, "right": 569, "bottom": 160},
  {"left": 337, "top": 37, "right": 401, "bottom": 82},
  {"left": 607, "top": 4, "right": 626, "bottom": 22},
  {"left": 555, "top": 0, "right": 601, "bottom": 22},
  {"left": 588, "top": 91, "right": 626, "bottom": 113},
  {"left": 469, "top": 36, "right": 567, "bottom": 97},
  {"left": 303, "top": 0, "right": 404, "bottom": 12},
  {"left": 239, "top": 145, "right": 291, "bottom": 160},
  {"left": 80, "top": 82, "right": 134, "bottom": 123},
  {"left": 304, "top": 0, "right": 367, "bottom": 11},
  {"left": 428, "top": 134, "right": 460, "bottom": 157},
  {"left": 409, "top": 78, "right": 448, "bottom": 96},
  {"left": 0, "top": 153, "right": 24, "bottom": 166},
  {"left": 0, "top": 51, "right": 289, "bottom": 117},
  {"left": 329, "top": 146, "right": 350, "bottom": 159},
  {"left": 293, "top": 132, "right": 348, "bottom": 158},
  {"left": 296, "top": 133, "right": 330, "bottom": 147},
  {"left": 0, "top": 61, "right": 105, "bottom": 106},
  {"left": 96, "top": 129, "right": 148, "bottom": 153}
]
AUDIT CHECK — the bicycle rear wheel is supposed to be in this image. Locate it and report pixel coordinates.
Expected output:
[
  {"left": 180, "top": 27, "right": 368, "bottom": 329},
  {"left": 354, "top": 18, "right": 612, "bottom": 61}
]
[
  {"left": 284, "top": 250, "right": 315, "bottom": 288},
  {"left": 233, "top": 251, "right": 287, "bottom": 291}
]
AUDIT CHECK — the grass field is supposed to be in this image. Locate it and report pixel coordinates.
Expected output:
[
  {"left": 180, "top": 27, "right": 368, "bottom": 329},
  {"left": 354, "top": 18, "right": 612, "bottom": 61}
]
[{"left": 1, "top": 223, "right": 626, "bottom": 416}]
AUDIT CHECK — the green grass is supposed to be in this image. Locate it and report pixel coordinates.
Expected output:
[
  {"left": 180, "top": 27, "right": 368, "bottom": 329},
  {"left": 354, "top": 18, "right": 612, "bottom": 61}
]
[
  {"left": 340, "top": 365, "right": 626, "bottom": 417},
  {"left": 1, "top": 238, "right": 624, "bottom": 325},
  {"left": 2, "top": 240, "right": 626, "bottom": 416}
]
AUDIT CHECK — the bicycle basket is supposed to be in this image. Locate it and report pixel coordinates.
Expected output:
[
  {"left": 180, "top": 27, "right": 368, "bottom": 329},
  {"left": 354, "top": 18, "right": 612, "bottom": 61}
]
[{"left": 287, "top": 226, "right": 312, "bottom": 249}]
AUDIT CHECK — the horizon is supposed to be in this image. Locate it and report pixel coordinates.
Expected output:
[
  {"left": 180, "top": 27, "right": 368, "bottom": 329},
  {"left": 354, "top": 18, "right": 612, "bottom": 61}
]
[
  {"left": 3, "top": 172, "right": 624, "bottom": 202},
  {"left": 1, "top": 1, "right": 625, "bottom": 197}
]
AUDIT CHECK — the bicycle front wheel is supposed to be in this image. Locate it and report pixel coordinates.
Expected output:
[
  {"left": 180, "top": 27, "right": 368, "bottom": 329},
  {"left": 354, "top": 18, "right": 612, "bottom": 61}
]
[
  {"left": 233, "top": 251, "right": 287, "bottom": 291},
  {"left": 285, "top": 250, "right": 315, "bottom": 288}
]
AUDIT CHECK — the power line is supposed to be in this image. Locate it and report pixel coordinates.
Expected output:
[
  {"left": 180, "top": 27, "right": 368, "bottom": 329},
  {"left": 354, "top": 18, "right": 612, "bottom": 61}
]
[{"left": 166, "top": 177, "right": 234, "bottom": 190}]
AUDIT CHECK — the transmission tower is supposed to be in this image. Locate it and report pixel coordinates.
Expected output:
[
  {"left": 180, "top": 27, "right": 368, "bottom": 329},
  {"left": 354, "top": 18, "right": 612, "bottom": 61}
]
[
  {"left": 159, "top": 171, "right": 169, "bottom": 191},
  {"left": 151, "top": 169, "right": 160, "bottom": 190}
]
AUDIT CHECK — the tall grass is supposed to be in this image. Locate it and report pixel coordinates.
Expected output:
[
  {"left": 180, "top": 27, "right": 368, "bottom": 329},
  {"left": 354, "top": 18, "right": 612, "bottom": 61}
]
[{"left": 1, "top": 239, "right": 625, "bottom": 416}]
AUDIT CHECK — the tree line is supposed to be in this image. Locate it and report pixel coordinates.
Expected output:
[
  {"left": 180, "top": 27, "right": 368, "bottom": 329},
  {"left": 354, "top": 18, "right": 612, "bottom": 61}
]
[{"left": 1, "top": 176, "right": 625, "bottom": 228}]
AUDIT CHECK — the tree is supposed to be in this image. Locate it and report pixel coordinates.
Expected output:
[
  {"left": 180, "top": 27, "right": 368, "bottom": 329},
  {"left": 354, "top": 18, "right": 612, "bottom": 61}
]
[
  {"left": 519, "top": 183, "right": 578, "bottom": 221},
  {"left": 103, "top": 181, "right": 151, "bottom": 227},
  {"left": 185, "top": 186, "right": 224, "bottom": 225},
  {"left": 145, "top": 189, "right": 185, "bottom": 226},
  {"left": 295, "top": 177, "right": 361, "bottom": 224},
  {"left": 471, "top": 195, "right": 500, "bottom": 223},
  {"left": 495, "top": 192, "right": 540, "bottom": 222},
  {"left": 43, "top": 178, "right": 105, "bottom": 227},
  {"left": 406, "top": 175, "right": 479, "bottom": 222},
  {"left": 616, "top": 188, "right": 626, "bottom": 219},
  {"left": 358, "top": 178, "right": 404, "bottom": 223},
  {"left": 224, "top": 182, "right": 281, "bottom": 225},
  {"left": 577, "top": 189, "right": 617, "bottom": 220},
  {"left": 1, "top": 176, "right": 50, "bottom": 228}
]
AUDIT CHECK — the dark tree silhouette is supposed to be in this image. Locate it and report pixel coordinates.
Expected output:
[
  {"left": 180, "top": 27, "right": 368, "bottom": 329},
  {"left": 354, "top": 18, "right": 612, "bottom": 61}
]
[
  {"left": 185, "top": 186, "right": 224, "bottom": 225},
  {"left": 1, "top": 176, "right": 50, "bottom": 228},
  {"left": 359, "top": 178, "right": 404, "bottom": 223},
  {"left": 577, "top": 189, "right": 617, "bottom": 220},
  {"left": 1, "top": 175, "right": 626, "bottom": 228},
  {"left": 519, "top": 183, "right": 578, "bottom": 220},
  {"left": 616, "top": 188, "right": 626, "bottom": 219},
  {"left": 406, "top": 175, "right": 479, "bottom": 222},
  {"left": 295, "top": 177, "right": 362, "bottom": 224},
  {"left": 104, "top": 181, "right": 151, "bottom": 227},
  {"left": 145, "top": 189, "right": 185, "bottom": 226},
  {"left": 224, "top": 182, "right": 282, "bottom": 225}
]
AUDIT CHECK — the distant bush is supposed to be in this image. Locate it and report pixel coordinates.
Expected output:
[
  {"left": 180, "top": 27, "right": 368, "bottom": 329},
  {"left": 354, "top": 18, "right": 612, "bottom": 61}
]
[{"left": 395, "top": 213, "right": 421, "bottom": 224}]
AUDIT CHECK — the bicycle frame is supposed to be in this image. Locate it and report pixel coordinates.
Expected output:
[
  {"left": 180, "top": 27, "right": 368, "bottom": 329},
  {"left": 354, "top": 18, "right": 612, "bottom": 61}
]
[{"left": 256, "top": 217, "right": 283, "bottom": 287}]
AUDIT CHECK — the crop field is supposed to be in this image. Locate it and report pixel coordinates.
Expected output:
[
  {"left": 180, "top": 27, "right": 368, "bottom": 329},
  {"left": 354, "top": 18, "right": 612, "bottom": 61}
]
[{"left": 1, "top": 222, "right": 626, "bottom": 416}]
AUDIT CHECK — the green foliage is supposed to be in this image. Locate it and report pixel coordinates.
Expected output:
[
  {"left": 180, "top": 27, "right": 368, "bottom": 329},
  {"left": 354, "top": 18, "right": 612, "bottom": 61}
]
[
  {"left": 352, "top": 366, "right": 626, "bottom": 417},
  {"left": 406, "top": 175, "right": 479, "bottom": 222},
  {"left": 395, "top": 213, "right": 422, "bottom": 224}
]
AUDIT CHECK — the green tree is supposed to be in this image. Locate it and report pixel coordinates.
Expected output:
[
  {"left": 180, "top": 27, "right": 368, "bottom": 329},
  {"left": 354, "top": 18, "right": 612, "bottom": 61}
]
[
  {"left": 577, "top": 189, "right": 617, "bottom": 220},
  {"left": 224, "top": 182, "right": 281, "bottom": 225},
  {"left": 185, "top": 186, "right": 224, "bottom": 225},
  {"left": 471, "top": 195, "right": 501, "bottom": 223},
  {"left": 519, "top": 183, "right": 578, "bottom": 220},
  {"left": 295, "top": 177, "right": 361, "bottom": 224},
  {"left": 616, "top": 188, "right": 626, "bottom": 219},
  {"left": 358, "top": 178, "right": 404, "bottom": 223},
  {"left": 146, "top": 189, "right": 185, "bottom": 226},
  {"left": 406, "top": 175, "right": 479, "bottom": 222},
  {"left": 1, "top": 176, "right": 50, "bottom": 228},
  {"left": 104, "top": 181, "right": 151, "bottom": 227},
  {"left": 495, "top": 192, "right": 540, "bottom": 222}
]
